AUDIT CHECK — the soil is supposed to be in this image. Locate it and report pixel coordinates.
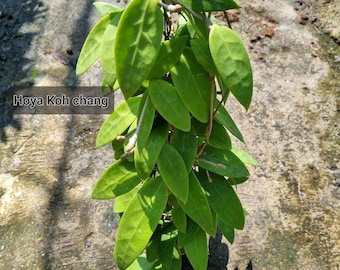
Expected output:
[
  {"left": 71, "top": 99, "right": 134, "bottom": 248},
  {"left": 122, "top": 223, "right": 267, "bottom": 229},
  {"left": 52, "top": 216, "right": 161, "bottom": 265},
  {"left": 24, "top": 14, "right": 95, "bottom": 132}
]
[{"left": 0, "top": 0, "right": 339, "bottom": 269}]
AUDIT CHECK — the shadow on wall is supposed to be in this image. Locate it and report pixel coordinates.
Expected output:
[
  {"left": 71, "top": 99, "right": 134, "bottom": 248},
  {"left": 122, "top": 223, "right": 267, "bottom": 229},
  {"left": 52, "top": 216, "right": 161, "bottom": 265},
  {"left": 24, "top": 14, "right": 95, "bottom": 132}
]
[{"left": 0, "top": 0, "right": 46, "bottom": 142}]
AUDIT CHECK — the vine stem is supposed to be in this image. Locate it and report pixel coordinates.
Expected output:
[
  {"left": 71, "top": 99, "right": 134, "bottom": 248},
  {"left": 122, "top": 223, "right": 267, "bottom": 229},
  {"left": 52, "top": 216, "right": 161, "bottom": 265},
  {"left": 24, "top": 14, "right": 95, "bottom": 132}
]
[{"left": 122, "top": 96, "right": 150, "bottom": 158}]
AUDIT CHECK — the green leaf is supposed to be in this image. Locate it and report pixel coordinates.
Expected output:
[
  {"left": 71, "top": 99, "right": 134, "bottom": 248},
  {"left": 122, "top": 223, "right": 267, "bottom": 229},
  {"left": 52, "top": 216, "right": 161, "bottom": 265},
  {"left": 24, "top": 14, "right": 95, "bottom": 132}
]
[
  {"left": 190, "top": 39, "right": 217, "bottom": 75},
  {"left": 76, "top": 14, "right": 113, "bottom": 75},
  {"left": 218, "top": 218, "right": 235, "bottom": 244},
  {"left": 171, "top": 48, "right": 211, "bottom": 123},
  {"left": 170, "top": 129, "right": 198, "bottom": 172},
  {"left": 178, "top": 218, "right": 200, "bottom": 247},
  {"left": 214, "top": 104, "right": 244, "bottom": 142},
  {"left": 181, "top": 227, "right": 208, "bottom": 270},
  {"left": 210, "top": 24, "right": 253, "bottom": 110},
  {"left": 93, "top": 2, "right": 123, "bottom": 17},
  {"left": 147, "top": 227, "right": 161, "bottom": 263},
  {"left": 197, "top": 146, "right": 249, "bottom": 178},
  {"left": 135, "top": 121, "right": 168, "bottom": 179},
  {"left": 113, "top": 185, "right": 140, "bottom": 213},
  {"left": 192, "top": 119, "right": 231, "bottom": 150},
  {"left": 100, "top": 13, "right": 121, "bottom": 87},
  {"left": 164, "top": 247, "right": 181, "bottom": 270},
  {"left": 199, "top": 173, "right": 245, "bottom": 229},
  {"left": 180, "top": 0, "right": 240, "bottom": 11},
  {"left": 171, "top": 206, "right": 187, "bottom": 233},
  {"left": 159, "top": 227, "right": 178, "bottom": 267},
  {"left": 231, "top": 147, "right": 259, "bottom": 166},
  {"left": 149, "top": 80, "right": 191, "bottom": 132},
  {"left": 177, "top": 172, "right": 215, "bottom": 236},
  {"left": 157, "top": 144, "right": 189, "bottom": 204},
  {"left": 96, "top": 96, "right": 141, "bottom": 147},
  {"left": 137, "top": 95, "right": 155, "bottom": 149},
  {"left": 92, "top": 159, "right": 140, "bottom": 200},
  {"left": 148, "top": 37, "right": 188, "bottom": 79},
  {"left": 114, "top": 177, "right": 167, "bottom": 269},
  {"left": 126, "top": 253, "right": 157, "bottom": 270},
  {"left": 228, "top": 176, "right": 248, "bottom": 185},
  {"left": 115, "top": 0, "right": 163, "bottom": 98}
]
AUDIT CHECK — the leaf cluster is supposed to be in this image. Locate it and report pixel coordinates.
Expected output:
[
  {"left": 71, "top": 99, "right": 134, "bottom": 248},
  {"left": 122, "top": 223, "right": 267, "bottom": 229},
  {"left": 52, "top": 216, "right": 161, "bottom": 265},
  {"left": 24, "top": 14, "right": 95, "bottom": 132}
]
[{"left": 77, "top": 0, "right": 257, "bottom": 269}]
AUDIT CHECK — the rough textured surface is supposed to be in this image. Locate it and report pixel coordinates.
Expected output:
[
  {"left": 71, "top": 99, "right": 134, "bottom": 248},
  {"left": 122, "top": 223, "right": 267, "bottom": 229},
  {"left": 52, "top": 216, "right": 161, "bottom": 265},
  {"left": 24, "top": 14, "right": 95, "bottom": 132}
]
[{"left": 0, "top": 0, "right": 339, "bottom": 269}]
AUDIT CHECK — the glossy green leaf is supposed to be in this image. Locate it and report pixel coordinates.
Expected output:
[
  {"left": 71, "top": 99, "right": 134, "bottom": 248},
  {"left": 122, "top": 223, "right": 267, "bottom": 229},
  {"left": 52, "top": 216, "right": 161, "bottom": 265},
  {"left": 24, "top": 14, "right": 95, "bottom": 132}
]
[
  {"left": 92, "top": 159, "right": 140, "bottom": 200},
  {"left": 126, "top": 253, "right": 157, "bottom": 270},
  {"left": 170, "top": 129, "right": 198, "bottom": 172},
  {"left": 136, "top": 94, "right": 155, "bottom": 148},
  {"left": 100, "top": 13, "right": 121, "bottom": 87},
  {"left": 192, "top": 119, "right": 231, "bottom": 150},
  {"left": 190, "top": 39, "right": 217, "bottom": 75},
  {"left": 214, "top": 104, "right": 244, "bottom": 142},
  {"left": 148, "top": 37, "right": 188, "bottom": 79},
  {"left": 149, "top": 80, "right": 191, "bottom": 131},
  {"left": 147, "top": 227, "right": 161, "bottom": 263},
  {"left": 115, "top": 0, "right": 163, "bottom": 98},
  {"left": 114, "top": 177, "right": 167, "bottom": 269},
  {"left": 197, "top": 146, "right": 249, "bottom": 178},
  {"left": 231, "top": 147, "right": 259, "bottom": 166},
  {"left": 228, "top": 176, "right": 248, "bottom": 185},
  {"left": 181, "top": 227, "right": 208, "bottom": 270},
  {"left": 158, "top": 144, "right": 189, "bottom": 204},
  {"left": 210, "top": 24, "right": 253, "bottom": 110},
  {"left": 94, "top": 2, "right": 123, "bottom": 17},
  {"left": 172, "top": 206, "right": 187, "bottom": 233},
  {"left": 180, "top": 0, "right": 240, "bottom": 11},
  {"left": 96, "top": 96, "right": 141, "bottom": 147},
  {"left": 135, "top": 122, "right": 168, "bottom": 179},
  {"left": 113, "top": 185, "right": 140, "bottom": 213},
  {"left": 164, "top": 247, "right": 181, "bottom": 270},
  {"left": 177, "top": 172, "right": 215, "bottom": 236},
  {"left": 171, "top": 48, "right": 211, "bottom": 123},
  {"left": 178, "top": 218, "right": 200, "bottom": 247},
  {"left": 199, "top": 173, "right": 245, "bottom": 229},
  {"left": 76, "top": 14, "right": 112, "bottom": 75},
  {"left": 218, "top": 218, "right": 235, "bottom": 244},
  {"left": 159, "top": 226, "right": 178, "bottom": 267}
]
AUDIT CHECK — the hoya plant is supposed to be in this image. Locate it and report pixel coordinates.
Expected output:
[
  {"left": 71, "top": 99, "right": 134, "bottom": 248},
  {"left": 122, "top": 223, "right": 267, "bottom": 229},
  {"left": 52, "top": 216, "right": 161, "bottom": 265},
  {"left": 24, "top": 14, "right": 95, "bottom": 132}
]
[{"left": 77, "top": 0, "right": 258, "bottom": 269}]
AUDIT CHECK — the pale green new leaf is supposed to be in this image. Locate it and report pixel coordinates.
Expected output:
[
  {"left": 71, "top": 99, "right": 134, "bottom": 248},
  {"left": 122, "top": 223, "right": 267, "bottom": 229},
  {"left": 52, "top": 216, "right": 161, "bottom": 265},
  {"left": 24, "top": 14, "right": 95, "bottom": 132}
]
[
  {"left": 148, "top": 37, "right": 188, "bottom": 79},
  {"left": 177, "top": 172, "right": 215, "bottom": 236},
  {"left": 199, "top": 173, "right": 245, "bottom": 229},
  {"left": 76, "top": 14, "right": 113, "bottom": 75},
  {"left": 114, "top": 177, "right": 167, "bottom": 269},
  {"left": 231, "top": 147, "right": 259, "bottom": 166},
  {"left": 210, "top": 24, "right": 253, "bottom": 110},
  {"left": 149, "top": 80, "right": 191, "bottom": 131},
  {"left": 100, "top": 13, "right": 121, "bottom": 87},
  {"left": 93, "top": 2, "right": 123, "bottom": 17},
  {"left": 92, "top": 159, "right": 140, "bottom": 199},
  {"left": 158, "top": 144, "right": 189, "bottom": 204},
  {"left": 209, "top": 24, "right": 253, "bottom": 109},
  {"left": 135, "top": 122, "right": 168, "bottom": 179},
  {"left": 115, "top": 0, "right": 163, "bottom": 98},
  {"left": 96, "top": 96, "right": 141, "bottom": 147},
  {"left": 171, "top": 48, "right": 211, "bottom": 123},
  {"left": 180, "top": 0, "right": 240, "bottom": 11}
]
